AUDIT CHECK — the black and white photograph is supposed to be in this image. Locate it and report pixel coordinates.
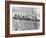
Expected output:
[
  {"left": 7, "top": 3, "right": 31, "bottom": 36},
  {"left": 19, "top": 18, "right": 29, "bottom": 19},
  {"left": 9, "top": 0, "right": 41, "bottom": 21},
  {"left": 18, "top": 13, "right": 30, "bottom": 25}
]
[
  {"left": 10, "top": 4, "right": 43, "bottom": 34},
  {"left": 12, "top": 7, "right": 40, "bottom": 31}
]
